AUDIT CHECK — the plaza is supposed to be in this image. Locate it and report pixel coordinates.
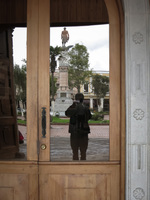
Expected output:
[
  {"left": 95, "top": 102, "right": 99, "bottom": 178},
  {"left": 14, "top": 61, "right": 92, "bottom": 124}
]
[{"left": 18, "top": 124, "right": 109, "bottom": 161}]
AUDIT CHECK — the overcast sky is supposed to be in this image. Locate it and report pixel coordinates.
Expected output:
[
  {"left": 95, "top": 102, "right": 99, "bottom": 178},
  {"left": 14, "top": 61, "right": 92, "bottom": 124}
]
[{"left": 13, "top": 24, "right": 109, "bottom": 71}]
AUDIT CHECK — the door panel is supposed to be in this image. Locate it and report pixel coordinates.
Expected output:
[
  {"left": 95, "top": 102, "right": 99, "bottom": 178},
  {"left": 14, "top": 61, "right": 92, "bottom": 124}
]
[
  {"left": 0, "top": 29, "right": 19, "bottom": 159},
  {"left": 26, "top": 0, "right": 124, "bottom": 199},
  {"left": 39, "top": 164, "right": 120, "bottom": 200},
  {"left": 0, "top": 162, "right": 38, "bottom": 200},
  {"left": 27, "top": 0, "right": 39, "bottom": 161},
  {"left": 105, "top": 0, "right": 121, "bottom": 161},
  {"left": 27, "top": 0, "right": 50, "bottom": 161},
  {"left": 0, "top": 0, "right": 124, "bottom": 199},
  {"left": 38, "top": 0, "right": 50, "bottom": 161}
]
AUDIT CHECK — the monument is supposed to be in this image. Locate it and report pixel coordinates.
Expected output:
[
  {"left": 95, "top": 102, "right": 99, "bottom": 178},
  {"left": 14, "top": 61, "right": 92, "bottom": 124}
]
[
  {"left": 61, "top": 27, "right": 69, "bottom": 47},
  {"left": 53, "top": 28, "right": 73, "bottom": 116}
]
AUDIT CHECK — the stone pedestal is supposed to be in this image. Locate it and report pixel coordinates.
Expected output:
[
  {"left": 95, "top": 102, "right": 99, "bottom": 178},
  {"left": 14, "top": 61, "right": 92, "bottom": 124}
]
[
  {"left": 53, "top": 51, "right": 73, "bottom": 116},
  {"left": 54, "top": 90, "right": 73, "bottom": 116}
]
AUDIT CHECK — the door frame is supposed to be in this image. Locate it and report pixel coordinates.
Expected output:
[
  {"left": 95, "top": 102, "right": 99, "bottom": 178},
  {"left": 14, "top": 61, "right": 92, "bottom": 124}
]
[
  {"left": 27, "top": 0, "right": 125, "bottom": 199},
  {"left": 27, "top": 0, "right": 50, "bottom": 161}
]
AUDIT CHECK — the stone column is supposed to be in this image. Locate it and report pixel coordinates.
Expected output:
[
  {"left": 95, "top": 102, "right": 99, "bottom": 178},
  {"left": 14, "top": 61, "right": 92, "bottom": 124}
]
[
  {"left": 99, "top": 98, "right": 104, "bottom": 111},
  {"left": 59, "top": 66, "right": 68, "bottom": 91},
  {"left": 123, "top": 0, "right": 150, "bottom": 199},
  {"left": 54, "top": 50, "right": 73, "bottom": 116},
  {"left": 89, "top": 77, "right": 92, "bottom": 92},
  {"left": 90, "top": 98, "right": 93, "bottom": 109}
]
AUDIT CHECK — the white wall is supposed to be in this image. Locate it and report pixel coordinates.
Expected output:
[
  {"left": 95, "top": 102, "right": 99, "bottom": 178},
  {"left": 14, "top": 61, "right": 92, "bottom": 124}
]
[{"left": 123, "top": 0, "right": 150, "bottom": 199}]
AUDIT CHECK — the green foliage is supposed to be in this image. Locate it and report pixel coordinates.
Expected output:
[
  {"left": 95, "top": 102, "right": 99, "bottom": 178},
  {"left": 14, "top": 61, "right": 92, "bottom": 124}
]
[
  {"left": 91, "top": 112, "right": 104, "bottom": 121},
  {"left": 89, "top": 119, "right": 109, "bottom": 124},
  {"left": 13, "top": 62, "right": 26, "bottom": 106},
  {"left": 51, "top": 116, "right": 70, "bottom": 123},
  {"left": 50, "top": 46, "right": 62, "bottom": 57},
  {"left": 50, "top": 46, "right": 62, "bottom": 99},
  {"left": 55, "top": 112, "right": 60, "bottom": 117},
  {"left": 50, "top": 75, "right": 58, "bottom": 98},
  {"left": 17, "top": 116, "right": 109, "bottom": 125},
  {"left": 92, "top": 74, "right": 109, "bottom": 104},
  {"left": 51, "top": 116, "right": 109, "bottom": 124},
  {"left": 17, "top": 112, "right": 21, "bottom": 116},
  {"left": 24, "top": 111, "right": 26, "bottom": 121},
  {"left": 68, "top": 43, "right": 92, "bottom": 92},
  {"left": 17, "top": 119, "right": 26, "bottom": 125}
]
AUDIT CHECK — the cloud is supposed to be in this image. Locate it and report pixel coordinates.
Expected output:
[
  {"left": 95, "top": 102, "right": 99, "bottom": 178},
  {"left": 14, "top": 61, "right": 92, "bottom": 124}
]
[
  {"left": 87, "top": 38, "right": 109, "bottom": 51},
  {"left": 13, "top": 25, "right": 109, "bottom": 71},
  {"left": 54, "top": 25, "right": 109, "bottom": 71},
  {"left": 13, "top": 28, "right": 27, "bottom": 66},
  {"left": 89, "top": 47, "right": 109, "bottom": 71}
]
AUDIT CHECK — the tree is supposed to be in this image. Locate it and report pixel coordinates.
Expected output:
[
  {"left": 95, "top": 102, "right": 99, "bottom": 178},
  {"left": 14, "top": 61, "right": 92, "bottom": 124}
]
[
  {"left": 68, "top": 43, "right": 92, "bottom": 93},
  {"left": 92, "top": 74, "right": 109, "bottom": 110},
  {"left": 13, "top": 62, "right": 26, "bottom": 108},
  {"left": 50, "top": 75, "right": 58, "bottom": 99},
  {"left": 50, "top": 46, "right": 62, "bottom": 57},
  {"left": 50, "top": 46, "right": 61, "bottom": 100}
]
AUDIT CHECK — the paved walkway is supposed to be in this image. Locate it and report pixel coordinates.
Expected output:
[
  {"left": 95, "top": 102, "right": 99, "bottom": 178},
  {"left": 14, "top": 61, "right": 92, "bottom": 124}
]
[
  {"left": 18, "top": 124, "right": 109, "bottom": 161},
  {"left": 50, "top": 125, "right": 109, "bottom": 138}
]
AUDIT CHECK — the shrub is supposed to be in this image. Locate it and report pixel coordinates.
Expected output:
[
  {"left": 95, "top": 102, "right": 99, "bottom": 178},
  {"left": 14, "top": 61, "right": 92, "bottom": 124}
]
[
  {"left": 55, "top": 112, "right": 60, "bottom": 117},
  {"left": 91, "top": 112, "right": 104, "bottom": 121},
  {"left": 24, "top": 111, "right": 26, "bottom": 120}
]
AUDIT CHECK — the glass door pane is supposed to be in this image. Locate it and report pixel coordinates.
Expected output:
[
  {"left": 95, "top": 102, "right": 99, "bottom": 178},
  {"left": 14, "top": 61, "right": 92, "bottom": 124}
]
[
  {"left": 13, "top": 28, "right": 27, "bottom": 160},
  {"left": 50, "top": 25, "right": 109, "bottom": 161},
  {"left": 0, "top": 28, "right": 27, "bottom": 160}
]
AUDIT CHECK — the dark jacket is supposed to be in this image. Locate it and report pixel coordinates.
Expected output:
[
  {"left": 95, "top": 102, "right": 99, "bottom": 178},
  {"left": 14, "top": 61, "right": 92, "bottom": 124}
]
[{"left": 65, "top": 102, "right": 92, "bottom": 135}]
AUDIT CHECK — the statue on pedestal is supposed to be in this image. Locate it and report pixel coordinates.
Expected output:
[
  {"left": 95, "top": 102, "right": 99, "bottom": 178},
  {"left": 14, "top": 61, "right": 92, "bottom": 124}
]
[
  {"left": 59, "top": 28, "right": 73, "bottom": 66},
  {"left": 52, "top": 28, "right": 74, "bottom": 116},
  {"left": 61, "top": 27, "right": 69, "bottom": 47}
]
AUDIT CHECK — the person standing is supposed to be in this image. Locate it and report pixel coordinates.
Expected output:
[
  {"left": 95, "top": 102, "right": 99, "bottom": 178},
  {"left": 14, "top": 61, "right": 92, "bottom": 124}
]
[{"left": 65, "top": 93, "right": 92, "bottom": 160}]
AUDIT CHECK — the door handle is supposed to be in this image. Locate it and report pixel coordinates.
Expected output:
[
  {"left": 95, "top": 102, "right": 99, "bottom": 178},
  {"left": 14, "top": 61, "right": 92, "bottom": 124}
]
[{"left": 42, "top": 107, "right": 46, "bottom": 138}]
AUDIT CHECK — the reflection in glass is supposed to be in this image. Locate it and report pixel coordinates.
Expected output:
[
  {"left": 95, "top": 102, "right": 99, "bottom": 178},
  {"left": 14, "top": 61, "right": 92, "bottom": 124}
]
[
  {"left": 13, "top": 28, "right": 27, "bottom": 160},
  {"left": 0, "top": 28, "right": 27, "bottom": 160},
  {"left": 50, "top": 25, "right": 109, "bottom": 162},
  {"left": 65, "top": 93, "right": 92, "bottom": 160}
]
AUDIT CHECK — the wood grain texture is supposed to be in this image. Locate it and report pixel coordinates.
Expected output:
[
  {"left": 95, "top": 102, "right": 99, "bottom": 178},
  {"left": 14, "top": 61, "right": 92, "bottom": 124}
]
[
  {"left": 27, "top": 0, "right": 50, "bottom": 161},
  {"left": 0, "top": 0, "right": 27, "bottom": 26},
  {"left": 117, "top": 0, "right": 125, "bottom": 199},
  {"left": 0, "top": 0, "right": 125, "bottom": 199},
  {"left": 0, "top": 29, "right": 19, "bottom": 159},
  {"left": 105, "top": 0, "right": 121, "bottom": 161},
  {"left": 50, "top": 0, "right": 108, "bottom": 26},
  {"left": 39, "top": 163, "right": 120, "bottom": 200},
  {"left": 38, "top": 0, "right": 50, "bottom": 161},
  {"left": 0, "top": 162, "right": 38, "bottom": 200},
  {"left": 0, "top": 0, "right": 108, "bottom": 27},
  {"left": 27, "top": 0, "right": 39, "bottom": 160}
]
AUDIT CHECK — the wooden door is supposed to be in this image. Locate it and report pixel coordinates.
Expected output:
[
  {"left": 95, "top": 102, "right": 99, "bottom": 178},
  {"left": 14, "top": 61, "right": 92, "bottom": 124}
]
[
  {"left": 0, "top": 29, "right": 19, "bottom": 159},
  {"left": 27, "top": 0, "right": 124, "bottom": 199}
]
